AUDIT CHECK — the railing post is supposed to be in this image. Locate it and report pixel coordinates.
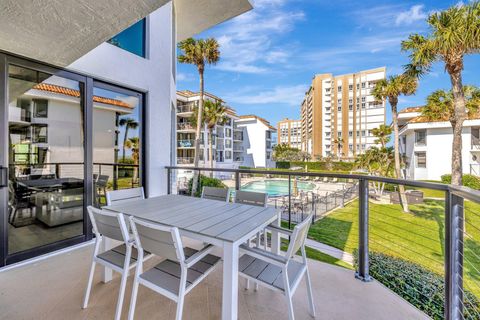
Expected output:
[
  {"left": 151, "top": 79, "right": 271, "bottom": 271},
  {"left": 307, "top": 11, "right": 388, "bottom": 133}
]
[
  {"left": 113, "top": 164, "right": 118, "bottom": 190},
  {"left": 445, "top": 190, "right": 464, "bottom": 320},
  {"left": 356, "top": 178, "right": 372, "bottom": 282},
  {"left": 288, "top": 174, "right": 292, "bottom": 229},
  {"left": 235, "top": 171, "right": 240, "bottom": 191},
  {"left": 167, "top": 168, "right": 171, "bottom": 195}
]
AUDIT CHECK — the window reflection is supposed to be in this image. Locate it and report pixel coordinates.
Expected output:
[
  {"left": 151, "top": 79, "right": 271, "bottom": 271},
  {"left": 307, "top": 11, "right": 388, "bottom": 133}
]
[
  {"left": 8, "top": 65, "right": 84, "bottom": 254},
  {"left": 92, "top": 86, "right": 141, "bottom": 207}
]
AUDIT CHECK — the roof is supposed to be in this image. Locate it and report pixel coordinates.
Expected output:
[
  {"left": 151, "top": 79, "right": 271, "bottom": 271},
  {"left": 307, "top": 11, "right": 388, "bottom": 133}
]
[
  {"left": 33, "top": 83, "right": 133, "bottom": 108},
  {"left": 177, "top": 90, "right": 224, "bottom": 102},
  {"left": 399, "top": 106, "right": 424, "bottom": 114},
  {"left": 238, "top": 114, "right": 276, "bottom": 131}
]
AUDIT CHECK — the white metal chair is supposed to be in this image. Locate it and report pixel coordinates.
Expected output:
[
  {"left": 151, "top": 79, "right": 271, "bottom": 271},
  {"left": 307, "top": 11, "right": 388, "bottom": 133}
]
[
  {"left": 127, "top": 216, "right": 221, "bottom": 320},
  {"left": 201, "top": 186, "right": 229, "bottom": 202},
  {"left": 82, "top": 206, "right": 150, "bottom": 320},
  {"left": 238, "top": 214, "right": 316, "bottom": 320},
  {"left": 106, "top": 187, "right": 145, "bottom": 206}
]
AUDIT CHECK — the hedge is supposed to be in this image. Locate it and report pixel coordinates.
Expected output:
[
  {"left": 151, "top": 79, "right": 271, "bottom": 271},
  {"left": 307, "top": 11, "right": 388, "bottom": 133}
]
[
  {"left": 188, "top": 174, "right": 227, "bottom": 197},
  {"left": 353, "top": 251, "right": 480, "bottom": 319},
  {"left": 441, "top": 174, "right": 480, "bottom": 190},
  {"left": 276, "top": 161, "right": 355, "bottom": 172}
]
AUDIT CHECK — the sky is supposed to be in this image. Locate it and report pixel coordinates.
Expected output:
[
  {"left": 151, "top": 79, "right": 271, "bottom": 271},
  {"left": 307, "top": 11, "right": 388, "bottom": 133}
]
[{"left": 176, "top": 0, "right": 480, "bottom": 130}]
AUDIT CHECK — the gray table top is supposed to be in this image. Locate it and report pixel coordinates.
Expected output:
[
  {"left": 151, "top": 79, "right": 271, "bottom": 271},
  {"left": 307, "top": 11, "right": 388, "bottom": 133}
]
[{"left": 103, "top": 194, "right": 279, "bottom": 243}]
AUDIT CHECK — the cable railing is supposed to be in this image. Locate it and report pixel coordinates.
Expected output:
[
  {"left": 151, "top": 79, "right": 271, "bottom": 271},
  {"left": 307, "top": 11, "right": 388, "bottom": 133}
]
[{"left": 165, "top": 165, "right": 480, "bottom": 320}]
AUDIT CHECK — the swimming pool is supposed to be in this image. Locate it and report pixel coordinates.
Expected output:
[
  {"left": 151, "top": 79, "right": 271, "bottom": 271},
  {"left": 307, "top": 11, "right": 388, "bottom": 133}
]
[{"left": 240, "top": 179, "right": 316, "bottom": 197}]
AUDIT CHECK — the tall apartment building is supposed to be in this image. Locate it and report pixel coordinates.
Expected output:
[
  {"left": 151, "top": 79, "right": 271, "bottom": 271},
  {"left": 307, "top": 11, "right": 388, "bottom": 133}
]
[
  {"left": 301, "top": 67, "right": 386, "bottom": 159},
  {"left": 277, "top": 118, "right": 302, "bottom": 149}
]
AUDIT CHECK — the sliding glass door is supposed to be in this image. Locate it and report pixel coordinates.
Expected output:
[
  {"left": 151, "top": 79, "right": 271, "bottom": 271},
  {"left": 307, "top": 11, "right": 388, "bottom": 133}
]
[{"left": 0, "top": 55, "right": 144, "bottom": 266}]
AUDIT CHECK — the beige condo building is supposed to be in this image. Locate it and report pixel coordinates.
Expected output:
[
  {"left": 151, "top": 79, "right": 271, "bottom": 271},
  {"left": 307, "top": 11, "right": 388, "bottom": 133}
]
[
  {"left": 277, "top": 118, "right": 302, "bottom": 149},
  {"left": 301, "top": 67, "right": 386, "bottom": 159}
]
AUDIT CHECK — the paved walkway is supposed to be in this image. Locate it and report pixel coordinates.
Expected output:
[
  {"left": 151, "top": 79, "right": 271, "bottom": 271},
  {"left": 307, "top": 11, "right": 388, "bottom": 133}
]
[{"left": 305, "top": 238, "right": 354, "bottom": 265}]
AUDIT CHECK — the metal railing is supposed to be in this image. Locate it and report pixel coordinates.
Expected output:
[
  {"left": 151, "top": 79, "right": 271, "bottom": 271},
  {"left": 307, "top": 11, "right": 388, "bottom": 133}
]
[
  {"left": 176, "top": 105, "right": 195, "bottom": 113},
  {"left": 177, "top": 157, "right": 194, "bottom": 165},
  {"left": 165, "top": 165, "right": 480, "bottom": 320},
  {"left": 177, "top": 123, "right": 195, "bottom": 130},
  {"left": 470, "top": 164, "right": 480, "bottom": 176}
]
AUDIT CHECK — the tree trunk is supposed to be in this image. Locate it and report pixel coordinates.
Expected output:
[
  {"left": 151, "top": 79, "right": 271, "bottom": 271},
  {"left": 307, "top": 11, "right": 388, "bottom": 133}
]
[
  {"left": 209, "top": 128, "right": 214, "bottom": 178},
  {"left": 449, "top": 70, "right": 466, "bottom": 186},
  {"left": 122, "top": 126, "right": 129, "bottom": 162},
  {"left": 392, "top": 102, "right": 409, "bottom": 213},
  {"left": 191, "top": 70, "right": 204, "bottom": 196}
]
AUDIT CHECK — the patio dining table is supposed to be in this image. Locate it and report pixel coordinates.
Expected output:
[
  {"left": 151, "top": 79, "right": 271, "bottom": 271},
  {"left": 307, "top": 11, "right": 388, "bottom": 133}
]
[{"left": 103, "top": 194, "right": 281, "bottom": 320}]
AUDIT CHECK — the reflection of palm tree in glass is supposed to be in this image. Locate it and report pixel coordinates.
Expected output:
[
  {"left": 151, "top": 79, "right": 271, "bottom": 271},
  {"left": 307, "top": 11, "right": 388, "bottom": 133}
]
[
  {"left": 125, "top": 137, "right": 139, "bottom": 183},
  {"left": 119, "top": 118, "right": 138, "bottom": 162}
]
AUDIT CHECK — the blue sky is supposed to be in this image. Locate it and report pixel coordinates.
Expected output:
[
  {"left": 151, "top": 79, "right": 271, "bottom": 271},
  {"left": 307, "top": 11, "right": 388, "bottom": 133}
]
[{"left": 177, "top": 0, "right": 480, "bottom": 129}]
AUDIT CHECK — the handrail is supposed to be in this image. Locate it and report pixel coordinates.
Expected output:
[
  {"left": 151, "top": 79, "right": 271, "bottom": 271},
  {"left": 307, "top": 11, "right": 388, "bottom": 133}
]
[{"left": 165, "top": 165, "right": 450, "bottom": 191}]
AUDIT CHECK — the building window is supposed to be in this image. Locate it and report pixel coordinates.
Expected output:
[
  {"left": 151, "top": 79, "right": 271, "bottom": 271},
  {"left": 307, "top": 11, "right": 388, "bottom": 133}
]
[
  {"left": 225, "top": 150, "right": 232, "bottom": 159},
  {"left": 348, "top": 84, "right": 353, "bottom": 91},
  {"left": 362, "top": 82, "right": 366, "bottom": 88},
  {"left": 415, "top": 152, "right": 426, "bottom": 168},
  {"left": 349, "top": 131, "right": 353, "bottom": 137},
  {"left": 338, "top": 106, "right": 342, "bottom": 111},
  {"left": 349, "top": 144, "right": 353, "bottom": 151},
  {"left": 266, "top": 151, "right": 271, "bottom": 159},
  {"left": 361, "top": 97, "right": 366, "bottom": 102},
  {"left": 337, "top": 131, "right": 342, "bottom": 137},
  {"left": 225, "top": 139, "right": 232, "bottom": 148},
  {"left": 107, "top": 18, "right": 146, "bottom": 57},
  {"left": 362, "top": 103, "right": 366, "bottom": 109},
  {"left": 33, "top": 99, "right": 48, "bottom": 118},
  {"left": 225, "top": 128, "right": 232, "bottom": 138},
  {"left": 415, "top": 130, "right": 426, "bottom": 145},
  {"left": 17, "top": 99, "right": 32, "bottom": 122},
  {"left": 337, "top": 86, "right": 342, "bottom": 92},
  {"left": 32, "top": 124, "right": 48, "bottom": 143},
  {"left": 349, "top": 104, "right": 353, "bottom": 111}
]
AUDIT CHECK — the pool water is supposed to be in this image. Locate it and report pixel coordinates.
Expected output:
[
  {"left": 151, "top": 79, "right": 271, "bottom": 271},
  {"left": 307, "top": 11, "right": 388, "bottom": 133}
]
[{"left": 240, "top": 179, "right": 316, "bottom": 197}]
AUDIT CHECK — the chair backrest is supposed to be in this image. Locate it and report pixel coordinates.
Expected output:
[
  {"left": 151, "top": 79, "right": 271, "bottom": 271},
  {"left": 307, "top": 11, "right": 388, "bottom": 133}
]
[
  {"left": 87, "top": 206, "right": 129, "bottom": 243},
  {"left": 234, "top": 190, "right": 268, "bottom": 207},
  {"left": 106, "top": 187, "right": 145, "bottom": 206},
  {"left": 285, "top": 214, "right": 313, "bottom": 260},
  {"left": 129, "top": 217, "right": 184, "bottom": 263},
  {"left": 96, "top": 175, "right": 109, "bottom": 188},
  {"left": 201, "top": 187, "right": 229, "bottom": 202}
]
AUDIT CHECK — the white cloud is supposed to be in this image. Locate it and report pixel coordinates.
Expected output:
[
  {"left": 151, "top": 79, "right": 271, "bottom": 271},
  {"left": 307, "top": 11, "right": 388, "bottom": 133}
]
[
  {"left": 395, "top": 5, "right": 428, "bottom": 26},
  {"left": 177, "top": 72, "right": 195, "bottom": 82},
  {"left": 224, "top": 84, "right": 308, "bottom": 106},
  {"left": 208, "top": 1, "right": 304, "bottom": 74}
]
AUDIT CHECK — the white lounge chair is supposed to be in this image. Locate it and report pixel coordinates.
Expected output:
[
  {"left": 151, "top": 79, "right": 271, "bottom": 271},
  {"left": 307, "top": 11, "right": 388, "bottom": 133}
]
[
  {"left": 239, "top": 214, "right": 316, "bottom": 320},
  {"left": 127, "top": 217, "right": 221, "bottom": 320},
  {"left": 82, "top": 206, "right": 150, "bottom": 320}
]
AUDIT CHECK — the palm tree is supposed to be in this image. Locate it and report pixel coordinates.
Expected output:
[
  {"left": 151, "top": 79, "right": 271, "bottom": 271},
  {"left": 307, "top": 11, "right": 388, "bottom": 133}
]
[
  {"left": 371, "top": 124, "right": 392, "bottom": 148},
  {"left": 401, "top": 1, "right": 480, "bottom": 185},
  {"left": 125, "top": 137, "right": 140, "bottom": 184},
  {"left": 332, "top": 137, "right": 344, "bottom": 159},
  {"left": 119, "top": 117, "right": 138, "bottom": 162},
  {"left": 373, "top": 74, "right": 418, "bottom": 213},
  {"left": 178, "top": 38, "right": 220, "bottom": 195},
  {"left": 203, "top": 100, "right": 228, "bottom": 173}
]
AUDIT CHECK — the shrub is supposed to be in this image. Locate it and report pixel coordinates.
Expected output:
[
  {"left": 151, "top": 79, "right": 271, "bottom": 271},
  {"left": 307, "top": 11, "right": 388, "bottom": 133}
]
[
  {"left": 441, "top": 174, "right": 480, "bottom": 190},
  {"left": 188, "top": 174, "right": 227, "bottom": 197},
  {"left": 353, "top": 251, "right": 480, "bottom": 319}
]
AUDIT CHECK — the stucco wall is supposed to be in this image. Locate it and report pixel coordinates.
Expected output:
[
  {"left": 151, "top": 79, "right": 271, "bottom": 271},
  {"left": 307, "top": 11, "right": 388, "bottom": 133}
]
[{"left": 68, "top": 2, "right": 175, "bottom": 196}]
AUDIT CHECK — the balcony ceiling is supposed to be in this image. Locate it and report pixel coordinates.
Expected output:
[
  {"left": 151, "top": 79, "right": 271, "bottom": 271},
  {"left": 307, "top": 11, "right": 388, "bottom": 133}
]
[
  {"left": 175, "top": 0, "right": 253, "bottom": 41},
  {"left": 0, "top": 0, "right": 252, "bottom": 67}
]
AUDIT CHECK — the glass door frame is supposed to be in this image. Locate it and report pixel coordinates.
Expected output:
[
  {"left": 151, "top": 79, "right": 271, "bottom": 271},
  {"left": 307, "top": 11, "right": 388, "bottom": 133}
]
[{"left": 0, "top": 53, "right": 93, "bottom": 266}]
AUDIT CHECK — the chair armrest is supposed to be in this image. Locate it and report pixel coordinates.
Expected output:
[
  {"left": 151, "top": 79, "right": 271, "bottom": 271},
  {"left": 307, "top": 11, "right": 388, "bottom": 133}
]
[
  {"left": 239, "top": 244, "right": 287, "bottom": 267},
  {"left": 265, "top": 224, "right": 293, "bottom": 237},
  {"left": 185, "top": 244, "right": 214, "bottom": 268}
]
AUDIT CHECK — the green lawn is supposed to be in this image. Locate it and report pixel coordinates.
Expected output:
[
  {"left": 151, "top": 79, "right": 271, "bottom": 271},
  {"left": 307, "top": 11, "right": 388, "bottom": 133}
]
[
  {"left": 308, "top": 199, "right": 480, "bottom": 297},
  {"left": 279, "top": 243, "right": 353, "bottom": 270}
]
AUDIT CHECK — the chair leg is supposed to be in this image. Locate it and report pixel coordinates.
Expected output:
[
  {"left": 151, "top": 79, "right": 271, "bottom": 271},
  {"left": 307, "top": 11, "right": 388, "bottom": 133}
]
[
  {"left": 305, "top": 267, "right": 316, "bottom": 317},
  {"left": 175, "top": 294, "right": 185, "bottom": 320},
  {"left": 245, "top": 278, "right": 250, "bottom": 290},
  {"left": 114, "top": 246, "right": 132, "bottom": 320},
  {"left": 127, "top": 278, "right": 140, "bottom": 320},
  {"left": 283, "top": 272, "right": 295, "bottom": 320},
  {"left": 82, "top": 260, "right": 97, "bottom": 309}
]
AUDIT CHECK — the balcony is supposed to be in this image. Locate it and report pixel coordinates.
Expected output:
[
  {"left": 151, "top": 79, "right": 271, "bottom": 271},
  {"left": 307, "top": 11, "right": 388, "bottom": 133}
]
[
  {"left": 233, "top": 145, "right": 244, "bottom": 151},
  {"left": 177, "top": 123, "right": 195, "bottom": 131},
  {"left": 0, "top": 242, "right": 427, "bottom": 320},
  {"left": 177, "top": 157, "right": 194, "bottom": 164},
  {"left": 233, "top": 133, "right": 243, "bottom": 141},
  {"left": 177, "top": 139, "right": 194, "bottom": 148},
  {"left": 176, "top": 104, "right": 195, "bottom": 114}
]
